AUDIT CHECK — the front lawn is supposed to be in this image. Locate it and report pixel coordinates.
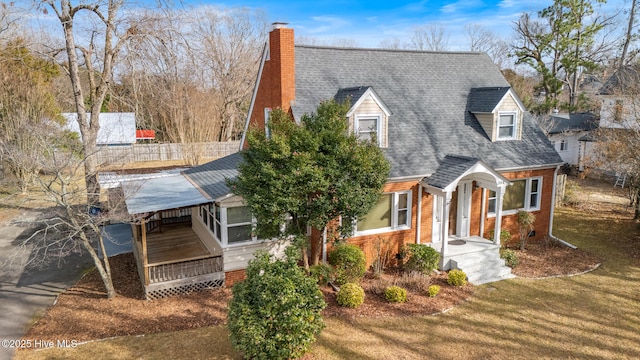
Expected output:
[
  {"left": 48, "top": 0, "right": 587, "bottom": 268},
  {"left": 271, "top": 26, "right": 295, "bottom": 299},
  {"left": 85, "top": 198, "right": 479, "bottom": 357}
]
[{"left": 15, "top": 181, "right": 640, "bottom": 359}]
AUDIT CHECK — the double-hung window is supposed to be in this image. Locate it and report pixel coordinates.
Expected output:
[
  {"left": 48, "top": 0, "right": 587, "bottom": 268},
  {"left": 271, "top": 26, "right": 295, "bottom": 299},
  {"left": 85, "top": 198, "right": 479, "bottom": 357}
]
[
  {"left": 201, "top": 204, "right": 255, "bottom": 246},
  {"left": 355, "top": 114, "right": 382, "bottom": 145},
  {"left": 497, "top": 112, "right": 517, "bottom": 140},
  {"left": 487, "top": 177, "right": 542, "bottom": 215},
  {"left": 355, "top": 191, "right": 411, "bottom": 235}
]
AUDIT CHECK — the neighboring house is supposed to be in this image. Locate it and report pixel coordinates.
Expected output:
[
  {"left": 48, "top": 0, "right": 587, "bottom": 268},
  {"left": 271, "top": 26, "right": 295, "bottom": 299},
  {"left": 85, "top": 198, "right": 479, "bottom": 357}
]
[
  {"left": 122, "top": 24, "right": 563, "bottom": 298},
  {"left": 64, "top": 112, "right": 136, "bottom": 146},
  {"left": 598, "top": 65, "right": 640, "bottom": 130},
  {"left": 546, "top": 112, "right": 598, "bottom": 171}
]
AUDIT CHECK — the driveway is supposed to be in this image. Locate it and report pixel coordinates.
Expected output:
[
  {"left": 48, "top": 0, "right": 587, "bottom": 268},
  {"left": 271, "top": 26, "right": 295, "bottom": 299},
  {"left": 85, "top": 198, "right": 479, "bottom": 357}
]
[{"left": 0, "top": 212, "right": 132, "bottom": 360}]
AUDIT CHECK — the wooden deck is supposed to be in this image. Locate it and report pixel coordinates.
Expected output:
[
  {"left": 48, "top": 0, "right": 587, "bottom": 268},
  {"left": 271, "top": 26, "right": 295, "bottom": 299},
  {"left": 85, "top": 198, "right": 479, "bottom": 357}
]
[{"left": 146, "top": 225, "right": 211, "bottom": 265}]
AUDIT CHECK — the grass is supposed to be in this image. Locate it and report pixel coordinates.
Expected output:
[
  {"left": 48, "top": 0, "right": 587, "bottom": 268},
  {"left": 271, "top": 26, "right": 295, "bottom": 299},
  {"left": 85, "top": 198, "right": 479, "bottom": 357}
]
[{"left": 13, "top": 191, "right": 640, "bottom": 359}]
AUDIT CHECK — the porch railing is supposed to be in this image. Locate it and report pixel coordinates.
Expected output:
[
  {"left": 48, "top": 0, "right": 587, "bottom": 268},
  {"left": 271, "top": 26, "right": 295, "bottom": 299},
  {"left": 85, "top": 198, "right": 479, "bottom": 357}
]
[
  {"left": 145, "top": 208, "right": 192, "bottom": 233},
  {"left": 147, "top": 255, "right": 223, "bottom": 284}
]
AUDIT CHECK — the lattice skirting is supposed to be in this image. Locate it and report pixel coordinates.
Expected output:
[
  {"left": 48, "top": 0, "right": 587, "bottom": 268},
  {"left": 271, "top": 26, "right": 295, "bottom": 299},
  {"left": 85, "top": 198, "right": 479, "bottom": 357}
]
[{"left": 145, "top": 277, "right": 225, "bottom": 300}]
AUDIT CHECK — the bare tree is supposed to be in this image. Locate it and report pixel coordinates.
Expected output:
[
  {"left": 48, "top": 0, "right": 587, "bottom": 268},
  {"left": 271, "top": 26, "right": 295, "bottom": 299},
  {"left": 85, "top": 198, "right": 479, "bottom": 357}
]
[
  {"left": 618, "top": 0, "right": 639, "bottom": 68},
  {"left": 117, "top": 7, "right": 266, "bottom": 164},
  {"left": 591, "top": 66, "right": 640, "bottom": 218},
  {"left": 295, "top": 35, "right": 359, "bottom": 47},
  {"left": 409, "top": 24, "right": 450, "bottom": 51},
  {"left": 0, "top": 40, "right": 62, "bottom": 192},
  {"left": 41, "top": 0, "right": 152, "bottom": 205},
  {"left": 378, "top": 37, "right": 405, "bottom": 50},
  {"left": 464, "top": 24, "right": 509, "bottom": 68}
]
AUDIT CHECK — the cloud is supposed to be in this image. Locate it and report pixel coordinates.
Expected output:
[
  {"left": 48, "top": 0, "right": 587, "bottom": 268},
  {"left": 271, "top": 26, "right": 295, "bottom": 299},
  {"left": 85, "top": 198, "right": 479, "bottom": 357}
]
[
  {"left": 498, "top": 0, "right": 516, "bottom": 8},
  {"left": 306, "top": 16, "right": 350, "bottom": 34},
  {"left": 440, "top": 0, "right": 483, "bottom": 14}
]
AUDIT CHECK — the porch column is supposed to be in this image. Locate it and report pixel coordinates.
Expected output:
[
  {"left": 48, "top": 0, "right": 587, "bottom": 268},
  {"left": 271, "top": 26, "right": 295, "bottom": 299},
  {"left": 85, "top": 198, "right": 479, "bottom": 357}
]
[
  {"left": 440, "top": 192, "right": 452, "bottom": 266},
  {"left": 493, "top": 186, "right": 505, "bottom": 246},
  {"left": 141, "top": 218, "right": 149, "bottom": 286}
]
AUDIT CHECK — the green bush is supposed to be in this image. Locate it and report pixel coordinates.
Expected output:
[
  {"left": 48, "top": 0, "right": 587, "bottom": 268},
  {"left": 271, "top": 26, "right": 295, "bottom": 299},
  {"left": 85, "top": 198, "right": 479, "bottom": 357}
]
[
  {"left": 384, "top": 285, "right": 407, "bottom": 303},
  {"left": 309, "top": 264, "right": 333, "bottom": 285},
  {"left": 328, "top": 243, "right": 366, "bottom": 285},
  {"left": 336, "top": 282, "right": 365, "bottom": 308},
  {"left": 228, "top": 250, "right": 326, "bottom": 360},
  {"left": 403, "top": 243, "right": 440, "bottom": 274},
  {"left": 488, "top": 229, "right": 512, "bottom": 247},
  {"left": 500, "top": 249, "right": 520, "bottom": 268},
  {"left": 428, "top": 285, "right": 440, "bottom": 297},
  {"left": 447, "top": 269, "right": 467, "bottom": 287}
]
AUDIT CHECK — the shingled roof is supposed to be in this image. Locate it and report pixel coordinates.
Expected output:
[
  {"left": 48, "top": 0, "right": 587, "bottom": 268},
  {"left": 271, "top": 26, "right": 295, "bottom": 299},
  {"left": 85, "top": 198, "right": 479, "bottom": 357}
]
[
  {"left": 291, "top": 46, "right": 562, "bottom": 178},
  {"left": 467, "top": 87, "right": 511, "bottom": 113},
  {"left": 548, "top": 112, "right": 598, "bottom": 134}
]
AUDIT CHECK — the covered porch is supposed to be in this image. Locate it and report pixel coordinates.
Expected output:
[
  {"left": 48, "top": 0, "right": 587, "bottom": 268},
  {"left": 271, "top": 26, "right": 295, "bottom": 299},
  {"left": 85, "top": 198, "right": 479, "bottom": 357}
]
[
  {"left": 123, "top": 174, "right": 225, "bottom": 299},
  {"left": 422, "top": 156, "right": 515, "bottom": 284}
]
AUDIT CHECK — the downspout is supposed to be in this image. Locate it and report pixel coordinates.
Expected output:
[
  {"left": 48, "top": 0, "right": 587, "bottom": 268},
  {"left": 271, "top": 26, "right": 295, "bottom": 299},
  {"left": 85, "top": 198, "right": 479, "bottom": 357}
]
[
  {"left": 549, "top": 165, "right": 577, "bottom": 249},
  {"left": 322, "top": 227, "right": 327, "bottom": 264},
  {"left": 416, "top": 184, "right": 422, "bottom": 244},
  {"left": 480, "top": 188, "right": 486, "bottom": 238}
]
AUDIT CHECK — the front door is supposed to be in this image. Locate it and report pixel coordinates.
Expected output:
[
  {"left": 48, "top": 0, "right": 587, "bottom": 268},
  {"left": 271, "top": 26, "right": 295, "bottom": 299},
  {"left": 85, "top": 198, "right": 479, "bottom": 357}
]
[
  {"left": 457, "top": 181, "right": 472, "bottom": 238},
  {"left": 448, "top": 190, "right": 458, "bottom": 236}
]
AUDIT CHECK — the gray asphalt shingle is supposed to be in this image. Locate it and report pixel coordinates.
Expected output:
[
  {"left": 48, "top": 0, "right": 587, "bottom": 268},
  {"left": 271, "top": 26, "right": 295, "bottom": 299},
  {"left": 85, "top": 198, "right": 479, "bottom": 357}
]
[{"left": 292, "top": 46, "right": 563, "bottom": 178}]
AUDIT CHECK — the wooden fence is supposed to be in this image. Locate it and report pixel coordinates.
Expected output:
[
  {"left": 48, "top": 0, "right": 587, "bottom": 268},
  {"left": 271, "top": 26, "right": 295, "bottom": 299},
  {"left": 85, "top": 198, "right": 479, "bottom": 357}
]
[{"left": 94, "top": 141, "right": 240, "bottom": 165}]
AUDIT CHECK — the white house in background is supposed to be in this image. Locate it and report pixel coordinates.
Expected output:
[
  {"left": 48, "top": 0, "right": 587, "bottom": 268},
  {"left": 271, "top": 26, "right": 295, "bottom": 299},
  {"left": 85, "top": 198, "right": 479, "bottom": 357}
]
[
  {"left": 546, "top": 112, "right": 598, "bottom": 171},
  {"left": 64, "top": 113, "right": 136, "bottom": 146},
  {"left": 598, "top": 65, "right": 640, "bottom": 130}
]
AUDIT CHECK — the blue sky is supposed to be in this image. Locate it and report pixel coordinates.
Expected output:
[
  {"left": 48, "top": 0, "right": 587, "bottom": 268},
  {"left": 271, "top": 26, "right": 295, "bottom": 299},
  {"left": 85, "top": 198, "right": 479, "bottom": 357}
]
[{"left": 184, "top": 0, "right": 628, "bottom": 49}]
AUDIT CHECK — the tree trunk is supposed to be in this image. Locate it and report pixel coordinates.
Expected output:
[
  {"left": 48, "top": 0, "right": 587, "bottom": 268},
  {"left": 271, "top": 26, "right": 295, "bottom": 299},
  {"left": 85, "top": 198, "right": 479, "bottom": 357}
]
[{"left": 620, "top": 0, "right": 637, "bottom": 69}]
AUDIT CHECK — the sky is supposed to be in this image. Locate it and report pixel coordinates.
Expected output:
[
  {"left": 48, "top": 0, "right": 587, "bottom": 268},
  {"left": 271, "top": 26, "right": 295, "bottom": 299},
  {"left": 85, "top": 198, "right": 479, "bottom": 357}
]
[{"left": 182, "top": 0, "right": 629, "bottom": 49}]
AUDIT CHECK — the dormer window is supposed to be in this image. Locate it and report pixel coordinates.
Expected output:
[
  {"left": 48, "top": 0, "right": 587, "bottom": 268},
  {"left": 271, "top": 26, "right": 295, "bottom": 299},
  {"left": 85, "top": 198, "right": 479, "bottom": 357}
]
[
  {"left": 355, "top": 114, "right": 382, "bottom": 145},
  {"left": 498, "top": 112, "right": 517, "bottom": 140}
]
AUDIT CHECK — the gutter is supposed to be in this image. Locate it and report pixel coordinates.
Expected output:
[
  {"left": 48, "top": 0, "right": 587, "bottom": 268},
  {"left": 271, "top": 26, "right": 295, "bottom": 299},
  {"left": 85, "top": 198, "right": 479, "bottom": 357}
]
[
  {"left": 548, "top": 164, "right": 577, "bottom": 249},
  {"left": 496, "top": 163, "right": 564, "bottom": 172}
]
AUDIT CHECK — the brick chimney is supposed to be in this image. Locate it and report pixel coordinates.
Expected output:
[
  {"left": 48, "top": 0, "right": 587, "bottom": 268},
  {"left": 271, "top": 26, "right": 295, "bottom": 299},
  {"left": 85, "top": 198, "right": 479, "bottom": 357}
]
[{"left": 247, "top": 22, "right": 295, "bottom": 134}]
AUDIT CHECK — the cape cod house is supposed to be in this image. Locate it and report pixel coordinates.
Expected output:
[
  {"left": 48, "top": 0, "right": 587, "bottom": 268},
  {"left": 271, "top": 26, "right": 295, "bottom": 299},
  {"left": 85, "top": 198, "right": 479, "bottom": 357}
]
[{"left": 122, "top": 24, "right": 563, "bottom": 299}]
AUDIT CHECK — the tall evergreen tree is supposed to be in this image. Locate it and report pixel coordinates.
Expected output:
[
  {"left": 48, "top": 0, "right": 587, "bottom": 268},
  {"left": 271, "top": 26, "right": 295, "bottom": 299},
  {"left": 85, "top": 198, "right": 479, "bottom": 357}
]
[{"left": 228, "top": 100, "right": 390, "bottom": 268}]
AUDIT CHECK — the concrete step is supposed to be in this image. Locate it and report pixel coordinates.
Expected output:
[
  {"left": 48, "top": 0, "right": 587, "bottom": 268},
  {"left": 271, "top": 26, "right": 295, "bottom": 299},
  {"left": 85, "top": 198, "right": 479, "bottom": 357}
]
[{"left": 449, "top": 248, "right": 514, "bottom": 285}]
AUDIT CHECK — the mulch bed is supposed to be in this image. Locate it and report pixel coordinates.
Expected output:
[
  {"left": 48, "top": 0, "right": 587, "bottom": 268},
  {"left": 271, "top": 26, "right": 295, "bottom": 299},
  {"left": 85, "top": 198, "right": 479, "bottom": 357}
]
[{"left": 22, "top": 242, "right": 601, "bottom": 344}]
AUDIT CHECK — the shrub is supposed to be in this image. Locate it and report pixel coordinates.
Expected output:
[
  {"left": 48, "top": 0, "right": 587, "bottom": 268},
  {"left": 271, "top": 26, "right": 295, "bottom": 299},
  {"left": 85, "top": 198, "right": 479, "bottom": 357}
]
[
  {"left": 395, "top": 272, "right": 432, "bottom": 293},
  {"left": 403, "top": 243, "right": 440, "bottom": 274},
  {"left": 328, "top": 243, "right": 366, "bottom": 285},
  {"left": 517, "top": 210, "right": 536, "bottom": 250},
  {"left": 384, "top": 285, "right": 408, "bottom": 303},
  {"left": 336, "top": 282, "right": 365, "bottom": 308},
  {"left": 500, "top": 249, "right": 519, "bottom": 268},
  {"left": 447, "top": 269, "right": 467, "bottom": 287},
  {"left": 487, "top": 229, "right": 512, "bottom": 247},
  {"left": 428, "top": 285, "right": 440, "bottom": 297},
  {"left": 228, "top": 250, "right": 326, "bottom": 360},
  {"left": 309, "top": 264, "right": 333, "bottom": 286}
]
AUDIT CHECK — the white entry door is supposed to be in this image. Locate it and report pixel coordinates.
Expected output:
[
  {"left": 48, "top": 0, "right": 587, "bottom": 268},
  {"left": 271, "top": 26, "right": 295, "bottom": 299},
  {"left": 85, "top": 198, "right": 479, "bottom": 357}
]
[{"left": 457, "top": 181, "right": 472, "bottom": 238}]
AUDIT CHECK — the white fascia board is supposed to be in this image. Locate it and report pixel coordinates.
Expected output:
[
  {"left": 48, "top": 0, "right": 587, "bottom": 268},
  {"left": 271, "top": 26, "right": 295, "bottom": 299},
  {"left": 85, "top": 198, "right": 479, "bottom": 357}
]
[
  {"left": 240, "top": 43, "right": 269, "bottom": 150},
  {"left": 346, "top": 87, "right": 392, "bottom": 117}
]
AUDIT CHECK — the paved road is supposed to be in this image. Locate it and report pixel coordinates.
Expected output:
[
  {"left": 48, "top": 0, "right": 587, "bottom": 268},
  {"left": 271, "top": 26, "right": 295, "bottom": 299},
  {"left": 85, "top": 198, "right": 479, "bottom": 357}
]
[{"left": 0, "top": 212, "right": 132, "bottom": 360}]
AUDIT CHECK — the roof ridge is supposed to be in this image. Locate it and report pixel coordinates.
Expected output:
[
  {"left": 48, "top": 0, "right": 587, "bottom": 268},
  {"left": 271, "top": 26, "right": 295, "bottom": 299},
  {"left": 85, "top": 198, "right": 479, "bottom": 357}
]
[{"left": 294, "top": 44, "right": 484, "bottom": 56}]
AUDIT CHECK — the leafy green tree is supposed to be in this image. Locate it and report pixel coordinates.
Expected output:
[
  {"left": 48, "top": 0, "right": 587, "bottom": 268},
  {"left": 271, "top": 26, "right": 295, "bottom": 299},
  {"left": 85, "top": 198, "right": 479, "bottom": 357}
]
[
  {"left": 227, "top": 248, "right": 326, "bottom": 360},
  {"left": 511, "top": 0, "right": 611, "bottom": 113},
  {"left": 228, "top": 99, "right": 390, "bottom": 268}
]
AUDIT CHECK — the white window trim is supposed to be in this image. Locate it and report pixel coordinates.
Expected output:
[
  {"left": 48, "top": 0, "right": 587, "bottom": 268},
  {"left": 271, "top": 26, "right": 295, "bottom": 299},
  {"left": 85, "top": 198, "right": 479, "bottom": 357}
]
[
  {"left": 559, "top": 139, "right": 568, "bottom": 151},
  {"left": 497, "top": 111, "right": 518, "bottom": 141},
  {"left": 201, "top": 204, "right": 258, "bottom": 247},
  {"left": 487, "top": 176, "right": 543, "bottom": 217},
  {"left": 355, "top": 113, "right": 383, "bottom": 146},
  {"left": 354, "top": 190, "right": 412, "bottom": 236}
]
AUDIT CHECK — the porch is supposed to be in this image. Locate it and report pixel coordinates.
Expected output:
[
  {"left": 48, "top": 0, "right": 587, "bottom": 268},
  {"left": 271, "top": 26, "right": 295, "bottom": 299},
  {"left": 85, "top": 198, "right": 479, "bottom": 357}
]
[
  {"left": 436, "top": 236, "right": 514, "bottom": 285},
  {"left": 131, "top": 210, "right": 225, "bottom": 300}
]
